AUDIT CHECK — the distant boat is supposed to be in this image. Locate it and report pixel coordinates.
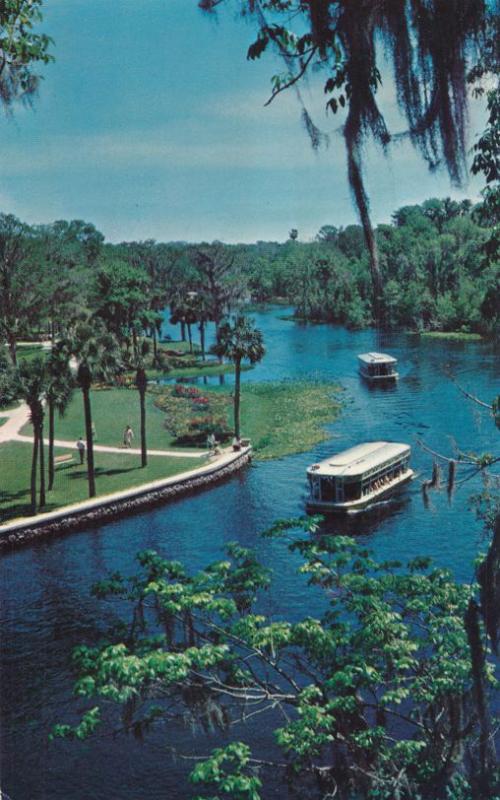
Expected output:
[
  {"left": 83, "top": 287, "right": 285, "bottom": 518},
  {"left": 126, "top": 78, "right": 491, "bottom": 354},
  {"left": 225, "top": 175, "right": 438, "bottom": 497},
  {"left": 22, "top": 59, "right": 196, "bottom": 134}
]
[
  {"left": 358, "top": 352, "right": 398, "bottom": 382},
  {"left": 306, "top": 441, "right": 414, "bottom": 513}
]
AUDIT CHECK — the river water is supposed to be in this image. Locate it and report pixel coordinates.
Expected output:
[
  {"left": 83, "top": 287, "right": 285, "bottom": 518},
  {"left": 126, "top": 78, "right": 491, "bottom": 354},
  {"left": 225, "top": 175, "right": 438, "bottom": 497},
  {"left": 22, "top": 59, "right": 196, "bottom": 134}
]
[{"left": 1, "top": 308, "right": 498, "bottom": 800}]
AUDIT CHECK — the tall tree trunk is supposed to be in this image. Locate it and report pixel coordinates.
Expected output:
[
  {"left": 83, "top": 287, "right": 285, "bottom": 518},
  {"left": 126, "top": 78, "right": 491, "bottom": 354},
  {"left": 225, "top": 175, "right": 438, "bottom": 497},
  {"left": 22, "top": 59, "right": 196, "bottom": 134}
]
[
  {"left": 215, "top": 319, "right": 223, "bottom": 364},
  {"left": 7, "top": 331, "right": 17, "bottom": 366},
  {"left": 464, "top": 597, "right": 496, "bottom": 791},
  {"left": 180, "top": 321, "right": 186, "bottom": 342},
  {"left": 152, "top": 326, "right": 158, "bottom": 366},
  {"left": 347, "top": 142, "right": 383, "bottom": 326},
  {"left": 234, "top": 357, "right": 241, "bottom": 439},
  {"left": 199, "top": 320, "right": 206, "bottom": 361},
  {"left": 139, "top": 387, "right": 147, "bottom": 468},
  {"left": 82, "top": 386, "right": 96, "bottom": 498},
  {"left": 187, "top": 323, "right": 193, "bottom": 354},
  {"left": 132, "top": 328, "right": 138, "bottom": 362},
  {"left": 30, "top": 425, "right": 39, "bottom": 516},
  {"left": 39, "top": 420, "right": 46, "bottom": 508},
  {"left": 48, "top": 400, "right": 55, "bottom": 491}
]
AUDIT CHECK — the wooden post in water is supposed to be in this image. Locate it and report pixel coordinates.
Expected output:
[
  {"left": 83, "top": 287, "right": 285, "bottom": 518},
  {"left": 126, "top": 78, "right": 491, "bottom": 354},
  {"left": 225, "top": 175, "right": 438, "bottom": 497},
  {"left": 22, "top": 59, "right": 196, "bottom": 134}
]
[
  {"left": 430, "top": 461, "right": 441, "bottom": 489},
  {"left": 447, "top": 459, "right": 456, "bottom": 494}
]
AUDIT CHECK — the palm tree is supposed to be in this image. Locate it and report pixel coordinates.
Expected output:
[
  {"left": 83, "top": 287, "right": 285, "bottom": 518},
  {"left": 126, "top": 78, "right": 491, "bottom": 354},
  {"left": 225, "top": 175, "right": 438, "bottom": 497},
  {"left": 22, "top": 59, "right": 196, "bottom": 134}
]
[
  {"left": 67, "top": 320, "right": 122, "bottom": 498},
  {"left": 16, "top": 357, "right": 47, "bottom": 515},
  {"left": 212, "top": 316, "right": 265, "bottom": 439},
  {"left": 46, "top": 344, "right": 74, "bottom": 491},
  {"left": 135, "top": 341, "right": 149, "bottom": 468}
]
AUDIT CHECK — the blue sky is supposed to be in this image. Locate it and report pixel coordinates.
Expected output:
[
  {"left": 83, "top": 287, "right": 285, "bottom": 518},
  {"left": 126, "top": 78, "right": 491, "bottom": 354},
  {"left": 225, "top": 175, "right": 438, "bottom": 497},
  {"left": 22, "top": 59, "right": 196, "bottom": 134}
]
[{"left": 0, "top": 0, "right": 487, "bottom": 243}]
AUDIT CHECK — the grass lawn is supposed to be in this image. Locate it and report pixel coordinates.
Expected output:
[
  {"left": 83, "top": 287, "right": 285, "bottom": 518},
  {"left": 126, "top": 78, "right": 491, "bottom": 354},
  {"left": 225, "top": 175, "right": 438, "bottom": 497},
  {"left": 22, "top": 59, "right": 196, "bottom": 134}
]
[
  {"left": 0, "top": 399, "right": 21, "bottom": 412},
  {"left": 157, "top": 339, "right": 201, "bottom": 354},
  {"left": 165, "top": 362, "right": 251, "bottom": 380},
  {"left": 15, "top": 344, "right": 46, "bottom": 361},
  {"left": 21, "top": 387, "right": 196, "bottom": 452},
  {"left": 420, "top": 331, "right": 483, "bottom": 341},
  {"left": 0, "top": 441, "right": 204, "bottom": 523}
]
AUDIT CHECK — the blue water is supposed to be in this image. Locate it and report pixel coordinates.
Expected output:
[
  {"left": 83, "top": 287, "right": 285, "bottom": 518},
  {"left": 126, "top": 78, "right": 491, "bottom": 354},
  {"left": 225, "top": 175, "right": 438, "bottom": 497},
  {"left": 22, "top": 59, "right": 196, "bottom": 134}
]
[{"left": 1, "top": 308, "right": 499, "bottom": 799}]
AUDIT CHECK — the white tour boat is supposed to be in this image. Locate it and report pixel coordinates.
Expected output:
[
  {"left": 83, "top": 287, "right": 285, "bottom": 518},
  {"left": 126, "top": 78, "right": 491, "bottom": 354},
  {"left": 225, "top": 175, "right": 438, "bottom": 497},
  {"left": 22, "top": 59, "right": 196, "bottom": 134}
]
[
  {"left": 306, "top": 441, "right": 414, "bottom": 513},
  {"left": 358, "top": 352, "right": 398, "bottom": 382}
]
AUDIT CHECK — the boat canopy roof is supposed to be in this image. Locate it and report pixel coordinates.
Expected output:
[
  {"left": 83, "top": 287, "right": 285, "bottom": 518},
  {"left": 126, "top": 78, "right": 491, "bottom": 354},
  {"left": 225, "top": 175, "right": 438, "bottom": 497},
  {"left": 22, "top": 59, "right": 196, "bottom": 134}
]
[
  {"left": 358, "top": 352, "right": 397, "bottom": 365},
  {"left": 308, "top": 441, "right": 410, "bottom": 478}
]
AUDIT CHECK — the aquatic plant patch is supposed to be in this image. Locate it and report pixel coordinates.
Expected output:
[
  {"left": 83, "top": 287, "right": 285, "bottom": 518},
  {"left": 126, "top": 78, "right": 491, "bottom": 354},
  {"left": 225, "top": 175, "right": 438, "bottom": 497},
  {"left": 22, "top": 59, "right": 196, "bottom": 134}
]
[{"left": 238, "top": 381, "right": 343, "bottom": 460}]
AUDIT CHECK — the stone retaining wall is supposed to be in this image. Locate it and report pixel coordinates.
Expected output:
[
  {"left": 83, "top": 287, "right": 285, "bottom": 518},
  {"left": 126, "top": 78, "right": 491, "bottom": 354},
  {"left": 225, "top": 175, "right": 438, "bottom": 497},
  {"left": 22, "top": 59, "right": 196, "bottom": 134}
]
[{"left": 0, "top": 450, "right": 251, "bottom": 550}]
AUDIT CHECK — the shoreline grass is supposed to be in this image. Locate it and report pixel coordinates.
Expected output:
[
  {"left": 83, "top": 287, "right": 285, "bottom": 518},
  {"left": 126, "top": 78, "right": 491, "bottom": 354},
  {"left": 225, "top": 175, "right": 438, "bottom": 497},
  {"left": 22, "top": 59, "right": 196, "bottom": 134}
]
[
  {"left": 0, "top": 441, "right": 203, "bottom": 524},
  {"left": 145, "top": 362, "right": 252, "bottom": 381},
  {"left": 237, "top": 381, "right": 343, "bottom": 460},
  {"left": 419, "top": 331, "right": 483, "bottom": 341}
]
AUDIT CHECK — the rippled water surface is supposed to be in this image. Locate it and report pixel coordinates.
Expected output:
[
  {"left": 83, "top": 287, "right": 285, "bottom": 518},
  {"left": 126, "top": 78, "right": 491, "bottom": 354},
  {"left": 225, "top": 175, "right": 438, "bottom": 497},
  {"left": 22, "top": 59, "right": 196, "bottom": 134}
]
[{"left": 1, "top": 309, "right": 499, "bottom": 799}]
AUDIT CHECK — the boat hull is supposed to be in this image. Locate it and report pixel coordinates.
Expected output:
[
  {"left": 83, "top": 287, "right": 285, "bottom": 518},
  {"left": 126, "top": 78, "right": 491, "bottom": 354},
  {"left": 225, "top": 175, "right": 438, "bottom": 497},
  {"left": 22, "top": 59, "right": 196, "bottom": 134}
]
[
  {"left": 306, "top": 469, "right": 414, "bottom": 514},
  {"left": 359, "top": 369, "right": 399, "bottom": 382}
]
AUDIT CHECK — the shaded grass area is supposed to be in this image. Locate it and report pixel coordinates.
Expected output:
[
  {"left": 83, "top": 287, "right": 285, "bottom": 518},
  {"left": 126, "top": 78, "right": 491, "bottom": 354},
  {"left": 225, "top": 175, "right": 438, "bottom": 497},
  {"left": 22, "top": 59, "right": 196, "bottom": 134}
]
[
  {"left": 157, "top": 338, "right": 201, "bottom": 354},
  {"left": 21, "top": 388, "right": 193, "bottom": 452},
  {"left": 420, "top": 331, "right": 483, "bottom": 341},
  {"left": 0, "top": 400, "right": 21, "bottom": 412},
  {"left": 238, "top": 381, "right": 342, "bottom": 460},
  {"left": 15, "top": 344, "right": 45, "bottom": 361},
  {"left": 0, "top": 441, "right": 203, "bottom": 523},
  {"left": 146, "top": 362, "right": 251, "bottom": 381}
]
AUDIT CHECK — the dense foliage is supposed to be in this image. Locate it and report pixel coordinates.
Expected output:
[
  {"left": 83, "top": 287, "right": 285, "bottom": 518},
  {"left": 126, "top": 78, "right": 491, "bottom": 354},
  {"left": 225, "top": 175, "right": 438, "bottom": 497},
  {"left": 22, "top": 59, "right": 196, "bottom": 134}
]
[
  {"left": 0, "top": 194, "right": 498, "bottom": 365},
  {"left": 0, "top": 0, "right": 52, "bottom": 110},
  {"left": 52, "top": 519, "right": 498, "bottom": 799}
]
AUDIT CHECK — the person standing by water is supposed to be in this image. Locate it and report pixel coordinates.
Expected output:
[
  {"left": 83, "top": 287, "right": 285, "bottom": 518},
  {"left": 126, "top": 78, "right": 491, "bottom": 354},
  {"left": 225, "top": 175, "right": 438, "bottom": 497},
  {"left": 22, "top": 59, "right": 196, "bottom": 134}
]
[
  {"left": 76, "top": 437, "right": 85, "bottom": 464},
  {"left": 123, "top": 425, "right": 134, "bottom": 448}
]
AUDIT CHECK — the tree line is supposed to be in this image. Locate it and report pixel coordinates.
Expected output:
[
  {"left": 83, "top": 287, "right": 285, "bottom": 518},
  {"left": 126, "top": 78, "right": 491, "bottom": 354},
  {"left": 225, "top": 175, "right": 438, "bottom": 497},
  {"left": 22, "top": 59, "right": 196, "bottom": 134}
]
[{"left": 1, "top": 194, "right": 498, "bottom": 366}]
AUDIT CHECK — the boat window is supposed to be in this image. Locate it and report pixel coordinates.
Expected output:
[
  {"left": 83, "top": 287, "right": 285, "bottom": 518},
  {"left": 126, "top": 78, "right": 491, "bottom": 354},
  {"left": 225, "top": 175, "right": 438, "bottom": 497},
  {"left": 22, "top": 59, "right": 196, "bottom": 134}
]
[
  {"left": 343, "top": 481, "right": 361, "bottom": 501},
  {"left": 320, "top": 477, "right": 336, "bottom": 502}
]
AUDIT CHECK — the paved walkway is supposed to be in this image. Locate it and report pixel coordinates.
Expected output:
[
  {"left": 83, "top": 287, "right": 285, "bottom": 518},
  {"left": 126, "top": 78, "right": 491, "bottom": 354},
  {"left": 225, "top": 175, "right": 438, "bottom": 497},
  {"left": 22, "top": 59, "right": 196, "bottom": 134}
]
[
  {"left": 0, "top": 402, "right": 31, "bottom": 444},
  {"left": 15, "top": 433, "right": 205, "bottom": 458}
]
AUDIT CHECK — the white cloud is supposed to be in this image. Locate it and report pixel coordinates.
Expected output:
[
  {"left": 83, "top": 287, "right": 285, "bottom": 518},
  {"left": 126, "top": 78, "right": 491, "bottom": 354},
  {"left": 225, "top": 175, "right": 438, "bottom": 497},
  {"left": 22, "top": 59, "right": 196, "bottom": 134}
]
[{"left": 0, "top": 123, "right": 345, "bottom": 175}]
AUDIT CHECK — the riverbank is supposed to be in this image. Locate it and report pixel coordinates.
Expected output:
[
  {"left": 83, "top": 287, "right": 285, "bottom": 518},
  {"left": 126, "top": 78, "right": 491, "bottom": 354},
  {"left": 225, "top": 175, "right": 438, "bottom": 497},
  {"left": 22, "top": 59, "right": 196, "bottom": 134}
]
[
  {"left": 1, "top": 378, "right": 342, "bottom": 528},
  {"left": 420, "top": 331, "right": 483, "bottom": 341},
  {"left": 0, "top": 441, "right": 204, "bottom": 524},
  {"left": 0, "top": 446, "right": 251, "bottom": 548}
]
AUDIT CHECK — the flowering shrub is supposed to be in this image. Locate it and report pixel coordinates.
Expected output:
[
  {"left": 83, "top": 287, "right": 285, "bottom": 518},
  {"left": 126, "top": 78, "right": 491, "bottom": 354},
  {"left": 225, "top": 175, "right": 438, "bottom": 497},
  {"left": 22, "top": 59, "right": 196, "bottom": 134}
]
[
  {"left": 154, "top": 387, "right": 232, "bottom": 444},
  {"left": 173, "top": 384, "right": 202, "bottom": 399}
]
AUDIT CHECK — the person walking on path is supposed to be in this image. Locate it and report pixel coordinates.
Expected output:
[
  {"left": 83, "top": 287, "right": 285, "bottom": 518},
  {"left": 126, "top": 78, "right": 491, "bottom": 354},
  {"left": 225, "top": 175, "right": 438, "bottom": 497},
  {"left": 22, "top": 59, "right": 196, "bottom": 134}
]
[
  {"left": 123, "top": 425, "right": 134, "bottom": 448},
  {"left": 76, "top": 437, "right": 85, "bottom": 464}
]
